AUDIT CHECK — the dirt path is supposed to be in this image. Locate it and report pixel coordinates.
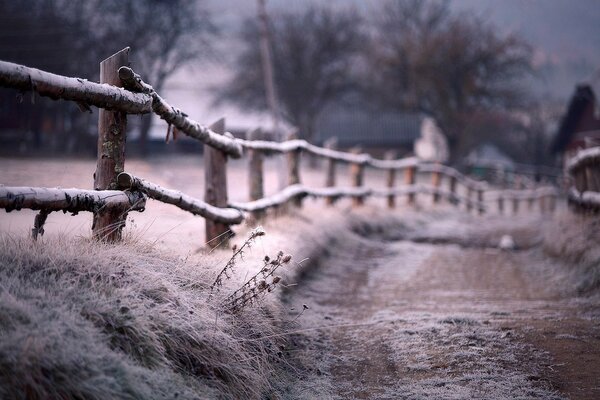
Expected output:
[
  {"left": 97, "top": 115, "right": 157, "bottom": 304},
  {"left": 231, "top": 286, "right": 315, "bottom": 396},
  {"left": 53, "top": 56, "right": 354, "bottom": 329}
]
[{"left": 287, "top": 212, "right": 600, "bottom": 399}]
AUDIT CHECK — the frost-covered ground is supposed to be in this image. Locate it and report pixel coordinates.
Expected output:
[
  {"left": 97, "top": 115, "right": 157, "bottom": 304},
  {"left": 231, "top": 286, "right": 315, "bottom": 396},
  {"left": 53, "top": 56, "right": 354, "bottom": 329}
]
[
  {"left": 286, "top": 210, "right": 600, "bottom": 400},
  {"left": 1, "top": 157, "right": 598, "bottom": 399}
]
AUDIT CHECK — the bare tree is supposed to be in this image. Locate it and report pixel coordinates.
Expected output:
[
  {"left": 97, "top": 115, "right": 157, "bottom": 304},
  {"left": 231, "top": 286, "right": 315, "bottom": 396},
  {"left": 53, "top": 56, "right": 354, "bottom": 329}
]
[
  {"left": 0, "top": 0, "right": 216, "bottom": 156},
  {"left": 367, "top": 0, "right": 533, "bottom": 162},
  {"left": 81, "top": 0, "right": 217, "bottom": 156},
  {"left": 219, "top": 6, "right": 363, "bottom": 142}
]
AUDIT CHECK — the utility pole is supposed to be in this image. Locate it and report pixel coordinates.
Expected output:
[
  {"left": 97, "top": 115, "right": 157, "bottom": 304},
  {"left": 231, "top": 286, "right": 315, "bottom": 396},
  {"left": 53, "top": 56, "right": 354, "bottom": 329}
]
[{"left": 257, "top": 0, "right": 286, "bottom": 188}]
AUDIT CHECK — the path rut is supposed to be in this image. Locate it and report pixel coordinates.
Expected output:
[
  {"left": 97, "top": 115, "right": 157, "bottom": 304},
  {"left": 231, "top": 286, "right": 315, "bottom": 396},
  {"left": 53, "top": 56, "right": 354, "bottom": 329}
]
[{"left": 287, "top": 212, "right": 600, "bottom": 399}]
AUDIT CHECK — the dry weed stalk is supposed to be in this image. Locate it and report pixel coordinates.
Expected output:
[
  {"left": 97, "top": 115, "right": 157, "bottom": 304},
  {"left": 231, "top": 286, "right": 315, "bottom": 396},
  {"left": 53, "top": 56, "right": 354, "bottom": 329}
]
[
  {"left": 223, "top": 250, "right": 293, "bottom": 313},
  {"left": 210, "top": 226, "right": 265, "bottom": 293}
]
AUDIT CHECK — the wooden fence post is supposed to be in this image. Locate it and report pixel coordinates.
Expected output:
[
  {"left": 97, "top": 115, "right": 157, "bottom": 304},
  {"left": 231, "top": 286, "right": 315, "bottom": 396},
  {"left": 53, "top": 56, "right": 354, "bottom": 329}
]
[
  {"left": 477, "top": 189, "right": 484, "bottom": 215},
  {"left": 350, "top": 147, "right": 365, "bottom": 207},
  {"left": 512, "top": 195, "right": 519, "bottom": 215},
  {"left": 204, "top": 118, "right": 230, "bottom": 249},
  {"left": 405, "top": 165, "right": 416, "bottom": 206},
  {"left": 549, "top": 193, "right": 557, "bottom": 213},
  {"left": 449, "top": 175, "right": 457, "bottom": 206},
  {"left": 385, "top": 150, "right": 396, "bottom": 209},
  {"left": 527, "top": 195, "right": 535, "bottom": 211},
  {"left": 466, "top": 187, "right": 473, "bottom": 212},
  {"left": 247, "top": 128, "right": 264, "bottom": 220},
  {"left": 287, "top": 132, "right": 302, "bottom": 208},
  {"left": 498, "top": 195, "right": 504, "bottom": 214},
  {"left": 431, "top": 165, "right": 441, "bottom": 204},
  {"left": 324, "top": 137, "right": 337, "bottom": 206},
  {"left": 93, "top": 47, "right": 129, "bottom": 242},
  {"left": 540, "top": 193, "right": 547, "bottom": 213}
]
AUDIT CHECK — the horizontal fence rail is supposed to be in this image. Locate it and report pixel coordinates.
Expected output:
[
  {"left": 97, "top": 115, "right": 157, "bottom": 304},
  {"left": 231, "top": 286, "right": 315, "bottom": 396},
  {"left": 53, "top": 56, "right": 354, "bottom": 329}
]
[
  {"left": 0, "top": 59, "right": 152, "bottom": 114},
  {"left": 117, "top": 173, "right": 244, "bottom": 225},
  {"left": 0, "top": 52, "right": 563, "bottom": 245},
  {"left": 567, "top": 146, "right": 600, "bottom": 211},
  {"left": 118, "top": 67, "right": 244, "bottom": 158},
  {"left": 0, "top": 186, "right": 146, "bottom": 213}
]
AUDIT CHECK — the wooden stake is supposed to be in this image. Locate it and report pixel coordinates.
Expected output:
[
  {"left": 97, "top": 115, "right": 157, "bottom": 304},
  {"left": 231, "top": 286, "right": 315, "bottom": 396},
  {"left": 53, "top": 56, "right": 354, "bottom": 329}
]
[
  {"left": 498, "top": 196, "right": 504, "bottom": 214},
  {"left": 324, "top": 138, "right": 338, "bottom": 206},
  {"left": 204, "top": 118, "right": 230, "bottom": 249},
  {"left": 449, "top": 176, "right": 458, "bottom": 206},
  {"left": 286, "top": 132, "right": 302, "bottom": 208},
  {"left": 405, "top": 165, "right": 416, "bottom": 205},
  {"left": 466, "top": 187, "right": 473, "bottom": 212},
  {"left": 431, "top": 166, "right": 441, "bottom": 204},
  {"left": 477, "top": 189, "right": 484, "bottom": 215},
  {"left": 385, "top": 151, "right": 396, "bottom": 209},
  {"left": 93, "top": 47, "right": 129, "bottom": 242},
  {"left": 350, "top": 147, "right": 365, "bottom": 207},
  {"left": 247, "top": 128, "right": 265, "bottom": 219}
]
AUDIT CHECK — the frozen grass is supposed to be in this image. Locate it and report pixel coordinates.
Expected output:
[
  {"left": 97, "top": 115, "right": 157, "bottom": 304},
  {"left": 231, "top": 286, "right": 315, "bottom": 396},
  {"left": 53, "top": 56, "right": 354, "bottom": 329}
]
[
  {"left": 542, "top": 211, "right": 600, "bottom": 293},
  {"left": 0, "top": 203, "right": 352, "bottom": 400},
  {"left": 0, "top": 234, "right": 293, "bottom": 399}
]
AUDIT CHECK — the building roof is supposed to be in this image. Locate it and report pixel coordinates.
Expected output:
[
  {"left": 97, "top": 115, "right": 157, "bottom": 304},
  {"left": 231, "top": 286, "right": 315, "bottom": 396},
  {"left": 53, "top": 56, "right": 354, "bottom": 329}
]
[
  {"left": 314, "top": 108, "right": 421, "bottom": 148},
  {"left": 551, "top": 84, "right": 597, "bottom": 153}
]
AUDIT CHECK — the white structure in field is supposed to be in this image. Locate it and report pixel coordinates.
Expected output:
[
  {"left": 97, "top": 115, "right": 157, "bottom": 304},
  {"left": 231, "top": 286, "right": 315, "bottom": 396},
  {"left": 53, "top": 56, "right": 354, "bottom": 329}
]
[{"left": 414, "top": 117, "right": 449, "bottom": 163}]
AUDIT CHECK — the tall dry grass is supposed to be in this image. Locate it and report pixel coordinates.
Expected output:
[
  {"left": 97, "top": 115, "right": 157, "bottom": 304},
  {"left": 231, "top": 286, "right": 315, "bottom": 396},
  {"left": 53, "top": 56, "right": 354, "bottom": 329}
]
[
  {"left": 0, "top": 235, "right": 293, "bottom": 399},
  {"left": 0, "top": 203, "right": 352, "bottom": 399},
  {"left": 542, "top": 211, "right": 600, "bottom": 293}
]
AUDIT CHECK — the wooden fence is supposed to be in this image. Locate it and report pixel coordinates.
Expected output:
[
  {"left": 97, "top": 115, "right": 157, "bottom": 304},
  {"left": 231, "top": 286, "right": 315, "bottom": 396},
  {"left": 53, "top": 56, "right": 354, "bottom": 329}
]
[
  {"left": 566, "top": 146, "right": 600, "bottom": 212},
  {"left": 0, "top": 48, "right": 559, "bottom": 247}
]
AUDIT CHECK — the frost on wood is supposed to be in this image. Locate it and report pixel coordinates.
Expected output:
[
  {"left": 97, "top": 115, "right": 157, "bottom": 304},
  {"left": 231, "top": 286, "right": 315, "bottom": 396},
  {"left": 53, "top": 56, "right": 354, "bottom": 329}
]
[
  {"left": 230, "top": 184, "right": 371, "bottom": 212},
  {"left": 419, "top": 163, "right": 488, "bottom": 191},
  {"left": 566, "top": 146, "right": 600, "bottom": 173},
  {"left": 118, "top": 67, "right": 243, "bottom": 158},
  {"left": 488, "top": 187, "right": 558, "bottom": 200},
  {"left": 0, "top": 60, "right": 152, "bottom": 114},
  {"left": 374, "top": 185, "right": 486, "bottom": 212},
  {"left": 0, "top": 187, "right": 146, "bottom": 213},
  {"left": 117, "top": 172, "right": 244, "bottom": 224},
  {"left": 568, "top": 187, "right": 600, "bottom": 209}
]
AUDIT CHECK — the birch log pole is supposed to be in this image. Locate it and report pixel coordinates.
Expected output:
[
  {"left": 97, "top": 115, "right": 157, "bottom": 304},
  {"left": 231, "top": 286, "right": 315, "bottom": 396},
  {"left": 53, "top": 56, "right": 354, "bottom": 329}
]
[
  {"left": 204, "top": 118, "right": 231, "bottom": 249},
  {"left": 93, "top": 48, "right": 129, "bottom": 242},
  {"left": 385, "top": 151, "right": 396, "bottom": 209}
]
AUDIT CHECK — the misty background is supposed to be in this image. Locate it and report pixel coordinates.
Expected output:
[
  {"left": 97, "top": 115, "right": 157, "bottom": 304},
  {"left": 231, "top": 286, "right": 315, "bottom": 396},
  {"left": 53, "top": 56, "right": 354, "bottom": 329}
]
[{"left": 0, "top": 0, "right": 598, "bottom": 173}]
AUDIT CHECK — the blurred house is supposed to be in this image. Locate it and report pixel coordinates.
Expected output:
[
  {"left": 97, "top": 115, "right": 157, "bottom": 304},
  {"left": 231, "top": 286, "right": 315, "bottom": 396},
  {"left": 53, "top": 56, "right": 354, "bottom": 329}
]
[
  {"left": 464, "top": 143, "right": 515, "bottom": 182},
  {"left": 314, "top": 108, "right": 421, "bottom": 156},
  {"left": 551, "top": 84, "right": 600, "bottom": 162}
]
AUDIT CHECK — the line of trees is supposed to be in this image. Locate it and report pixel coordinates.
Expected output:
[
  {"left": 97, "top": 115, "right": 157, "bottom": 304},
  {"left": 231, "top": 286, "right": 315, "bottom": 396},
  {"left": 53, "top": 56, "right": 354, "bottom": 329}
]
[
  {"left": 0, "top": 0, "right": 557, "bottom": 166},
  {"left": 0, "top": 0, "right": 216, "bottom": 156},
  {"left": 220, "top": 0, "right": 555, "bottom": 165}
]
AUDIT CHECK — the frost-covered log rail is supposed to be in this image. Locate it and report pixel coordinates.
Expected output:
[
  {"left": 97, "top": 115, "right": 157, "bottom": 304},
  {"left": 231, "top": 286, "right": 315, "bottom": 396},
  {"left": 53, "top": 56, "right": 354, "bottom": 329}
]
[
  {"left": 0, "top": 53, "right": 563, "bottom": 244},
  {"left": 116, "top": 173, "right": 244, "bottom": 225},
  {"left": 0, "top": 60, "right": 152, "bottom": 114},
  {"left": 118, "top": 67, "right": 243, "bottom": 158},
  {"left": 566, "top": 146, "right": 600, "bottom": 211},
  {"left": 0, "top": 186, "right": 146, "bottom": 213},
  {"left": 230, "top": 184, "right": 371, "bottom": 212},
  {"left": 566, "top": 146, "right": 600, "bottom": 174}
]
